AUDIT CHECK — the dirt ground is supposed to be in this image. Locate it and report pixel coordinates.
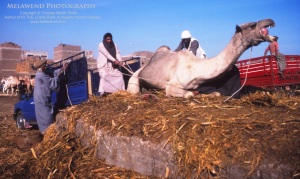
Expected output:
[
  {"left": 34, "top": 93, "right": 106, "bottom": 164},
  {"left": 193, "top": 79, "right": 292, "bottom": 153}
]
[{"left": 0, "top": 91, "right": 299, "bottom": 178}]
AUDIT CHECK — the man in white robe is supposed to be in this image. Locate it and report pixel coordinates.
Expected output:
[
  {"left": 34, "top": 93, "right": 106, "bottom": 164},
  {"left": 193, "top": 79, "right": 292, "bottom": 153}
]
[{"left": 97, "top": 32, "right": 125, "bottom": 95}]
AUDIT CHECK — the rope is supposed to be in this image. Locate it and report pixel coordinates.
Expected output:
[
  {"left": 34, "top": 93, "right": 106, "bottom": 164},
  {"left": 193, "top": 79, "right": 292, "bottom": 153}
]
[
  {"left": 100, "top": 75, "right": 122, "bottom": 91},
  {"left": 98, "top": 66, "right": 133, "bottom": 93},
  {"left": 223, "top": 22, "right": 261, "bottom": 102},
  {"left": 61, "top": 61, "right": 72, "bottom": 106},
  {"left": 121, "top": 64, "right": 134, "bottom": 75},
  {"left": 101, "top": 63, "right": 184, "bottom": 93},
  {"left": 103, "top": 41, "right": 254, "bottom": 100},
  {"left": 122, "top": 72, "right": 184, "bottom": 89},
  {"left": 223, "top": 46, "right": 253, "bottom": 102}
]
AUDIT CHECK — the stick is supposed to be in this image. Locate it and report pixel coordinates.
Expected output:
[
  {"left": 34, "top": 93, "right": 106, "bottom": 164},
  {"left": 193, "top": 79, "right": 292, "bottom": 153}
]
[{"left": 121, "top": 64, "right": 134, "bottom": 75}]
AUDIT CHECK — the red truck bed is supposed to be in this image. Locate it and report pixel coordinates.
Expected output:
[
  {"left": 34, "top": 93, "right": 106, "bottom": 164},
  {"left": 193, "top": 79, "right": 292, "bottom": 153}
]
[{"left": 236, "top": 55, "right": 300, "bottom": 89}]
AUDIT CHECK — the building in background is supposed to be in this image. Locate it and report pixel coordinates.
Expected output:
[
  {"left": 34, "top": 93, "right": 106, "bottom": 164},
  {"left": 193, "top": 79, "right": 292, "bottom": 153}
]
[
  {"left": 0, "top": 42, "right": 22, "bottom": 78},
  {"left": 53, "top": 44, "right": 81, "bottom": 62},
  {"left": 22, "top": 50, "right": 48, "bottom": 61},
  {"left": 0, "top": 42, "right": 98, "bottom": 79},
  {"left": 54, "top": 44, "right": 96, "bottom": 69}
]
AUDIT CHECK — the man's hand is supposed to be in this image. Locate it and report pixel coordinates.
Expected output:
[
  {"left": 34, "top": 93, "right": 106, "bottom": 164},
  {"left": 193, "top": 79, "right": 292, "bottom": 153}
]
[
  {"left": 58, "top": 63, "right": 69, "bottom": 76},
  {"left": 113, "top": 60, "right": 122, "bottom": 66},
  {"left": 62, "top": 63, "right": 69, "bottom": 70}
]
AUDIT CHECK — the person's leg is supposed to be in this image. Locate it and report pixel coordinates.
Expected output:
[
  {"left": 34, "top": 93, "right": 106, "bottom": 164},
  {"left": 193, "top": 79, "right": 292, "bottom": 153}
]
[
  {"left": 276, "top": 53, "right": 286, "bottom": 74},
  {"left": 98, "top": 70, "right": 105, "bottom": 96}
]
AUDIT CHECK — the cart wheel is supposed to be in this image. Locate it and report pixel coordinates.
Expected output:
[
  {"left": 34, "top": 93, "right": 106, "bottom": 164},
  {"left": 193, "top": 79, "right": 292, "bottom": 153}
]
[{"left": 16, "top": 111, "right": 25, "bottom": 130}]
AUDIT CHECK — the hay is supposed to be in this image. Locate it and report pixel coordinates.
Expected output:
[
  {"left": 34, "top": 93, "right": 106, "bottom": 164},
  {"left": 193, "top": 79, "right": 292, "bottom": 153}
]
[
  {"left": 61, "top": 91, "right": 300, "bottom": 178},
  {"left": 1, "top": 91, "right": 299, "bottom": 178},
  {"left": 29, "top": 125, "right": 148, "bottom": 178}
]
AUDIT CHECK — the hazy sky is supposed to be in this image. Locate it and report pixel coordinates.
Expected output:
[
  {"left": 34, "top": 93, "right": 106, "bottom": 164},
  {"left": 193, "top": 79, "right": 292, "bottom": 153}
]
[{"left": 1, "top": 0, "right": 299, "bottom": 60}]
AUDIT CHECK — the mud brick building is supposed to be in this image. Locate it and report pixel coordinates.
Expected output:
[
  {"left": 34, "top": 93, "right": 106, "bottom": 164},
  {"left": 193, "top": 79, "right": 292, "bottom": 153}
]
[
  {"left": 53, "top": 44, "right": 96, "bottom": 69},
  {"left": 22, "top": 51, "right": 48, "bottom": 60},
  {"left": 54, "top": 44, "right": 96, "bottom": 69},
  {"left": 0, "top": 42, "right": 50, "bottom": 79},
  {"left": 54, "top": 44, "right": 82, "bottom": 62},
  {"left": 0, "top": 42, "right": 22, "bottom": 78},
  {"left": 0, "top": 42, "right": 97, "bottom": 79}
]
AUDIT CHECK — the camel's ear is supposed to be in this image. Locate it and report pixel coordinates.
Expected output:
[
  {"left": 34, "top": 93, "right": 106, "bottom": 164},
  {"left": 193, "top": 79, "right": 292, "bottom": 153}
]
[{"left": 236, "top": 25, "right": 242, "bottom": 33}]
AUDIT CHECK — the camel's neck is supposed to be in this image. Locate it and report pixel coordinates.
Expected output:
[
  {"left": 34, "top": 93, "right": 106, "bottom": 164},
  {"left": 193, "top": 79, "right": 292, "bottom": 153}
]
[{"left": 198, "top": 33, "right": 249, "bottom": 80}]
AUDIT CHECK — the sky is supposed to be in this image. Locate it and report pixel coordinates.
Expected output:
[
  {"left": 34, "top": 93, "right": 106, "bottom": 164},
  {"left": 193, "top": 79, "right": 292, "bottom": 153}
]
[{"left": 0, "top": 0, "right": 299, "bottom": 61}]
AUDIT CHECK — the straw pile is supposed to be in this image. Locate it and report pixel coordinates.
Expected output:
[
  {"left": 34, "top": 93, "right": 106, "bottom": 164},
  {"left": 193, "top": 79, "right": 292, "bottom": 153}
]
[
  {"left": 1, "top": 91, "right": 299, "bottom": 178},
  {"left": 61, "top": 91, "right": 300, "bottom": 178}
]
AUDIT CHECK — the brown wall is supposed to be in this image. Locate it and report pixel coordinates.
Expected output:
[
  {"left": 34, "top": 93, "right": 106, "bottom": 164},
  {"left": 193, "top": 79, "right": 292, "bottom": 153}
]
[
  {"left": 0, "top": 46, "right": 22, "bottom": 79},
  {"left": 0, "top": 48, "right": 21, "bottom": 60},
  {"left": 53, "top": 44, "right": 81, "bottom": 62}
]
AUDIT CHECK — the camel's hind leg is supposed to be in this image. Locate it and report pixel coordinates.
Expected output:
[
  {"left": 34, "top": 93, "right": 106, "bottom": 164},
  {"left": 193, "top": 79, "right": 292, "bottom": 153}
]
[{"left": 127, "top": 67, "right": 144, "bottom": 94}]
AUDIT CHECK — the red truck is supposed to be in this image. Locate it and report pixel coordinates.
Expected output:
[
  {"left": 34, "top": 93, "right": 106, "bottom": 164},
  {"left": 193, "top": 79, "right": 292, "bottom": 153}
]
[{"left": 236, "top": 55, "right": 300, "bottom": 90}]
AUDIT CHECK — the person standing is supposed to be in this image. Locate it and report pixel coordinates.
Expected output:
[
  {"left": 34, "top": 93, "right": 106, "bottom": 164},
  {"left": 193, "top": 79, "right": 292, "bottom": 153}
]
[
  {"left": 264, "top": 36, "right": 286, "bottom": 74},
  {"left": 33, "top": 60, "right": 66, "bottom": 134},
  {"left": 175, "top": 30, "right": 206, "bottom": 59},
  {"left": 97, "top": 32, "right": 125, "bottom": 96}
]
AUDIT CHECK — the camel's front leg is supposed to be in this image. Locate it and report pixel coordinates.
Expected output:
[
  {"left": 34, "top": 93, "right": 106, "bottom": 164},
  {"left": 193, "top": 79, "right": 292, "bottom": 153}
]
[{"left": 165, "top": 83, "right": 194, "bottom": 98}]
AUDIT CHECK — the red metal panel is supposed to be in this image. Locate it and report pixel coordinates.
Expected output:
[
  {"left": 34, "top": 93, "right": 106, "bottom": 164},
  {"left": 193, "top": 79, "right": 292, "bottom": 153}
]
[{"left": 237, "top": 55, "right": 300, "bottom": 88}]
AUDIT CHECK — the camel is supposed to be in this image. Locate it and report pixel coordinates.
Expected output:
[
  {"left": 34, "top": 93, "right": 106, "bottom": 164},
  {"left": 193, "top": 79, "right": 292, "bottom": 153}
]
[
  {"left": 127, "top": 19, "right": 275, "bottom": 98},
  {"left": 19, "top": 75, "right": 33, "bottom": 94},
  {"left": 1, "top": 76, "right": 20, "bottom": 96}
]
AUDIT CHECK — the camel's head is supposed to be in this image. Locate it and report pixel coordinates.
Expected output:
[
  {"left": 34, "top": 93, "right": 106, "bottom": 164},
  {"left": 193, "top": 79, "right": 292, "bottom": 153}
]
[{"left": 236, "top": 19, "right": 275, "bottom": 48}]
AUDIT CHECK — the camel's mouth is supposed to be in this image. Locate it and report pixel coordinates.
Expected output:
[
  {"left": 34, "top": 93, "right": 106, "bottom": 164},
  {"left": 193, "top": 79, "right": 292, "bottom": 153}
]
[
  {"left": 259, "top": 22, "right": 275, "bottom": 42},
  {"left": 237, "top": 19, "right": 276, "bottom": 46}
]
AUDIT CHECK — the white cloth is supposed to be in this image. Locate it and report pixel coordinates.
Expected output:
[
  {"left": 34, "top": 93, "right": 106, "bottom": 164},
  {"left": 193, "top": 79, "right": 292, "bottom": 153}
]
[
  {"left": 97, "top": 42, "right": 125, "bottom": 94},
  {"left": 98, "top": 68, "right": 125, "bottom": 93},
  {"left": 188, "top": 37, "right": 206, "bottom": 59}
]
